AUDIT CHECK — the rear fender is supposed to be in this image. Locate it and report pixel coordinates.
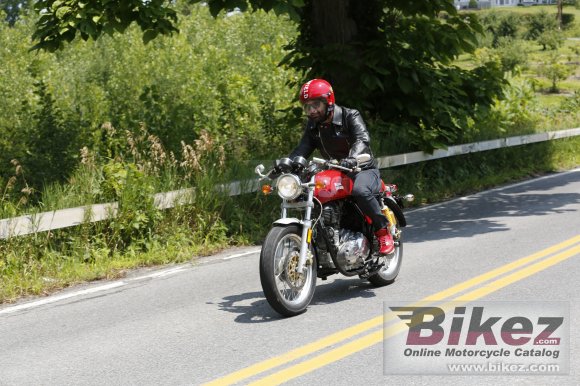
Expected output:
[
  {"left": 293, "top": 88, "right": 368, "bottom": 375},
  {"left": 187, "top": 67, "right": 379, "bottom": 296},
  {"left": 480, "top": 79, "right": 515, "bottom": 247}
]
[{"left": 384, "top": 196, "right": 407, "bottom": 227}]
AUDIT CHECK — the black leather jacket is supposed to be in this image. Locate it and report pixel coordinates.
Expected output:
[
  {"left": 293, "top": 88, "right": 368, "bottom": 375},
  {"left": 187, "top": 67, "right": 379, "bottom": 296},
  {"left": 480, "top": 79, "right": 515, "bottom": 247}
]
[{"left": 289, "top": 105, "right": 377, "bottom": 170}]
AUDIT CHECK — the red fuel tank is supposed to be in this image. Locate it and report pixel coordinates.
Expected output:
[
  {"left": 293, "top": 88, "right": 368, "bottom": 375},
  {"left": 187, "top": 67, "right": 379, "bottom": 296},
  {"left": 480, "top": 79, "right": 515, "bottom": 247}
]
[{"left": 314, "top": 170, "right": 354, "bottom": 204}]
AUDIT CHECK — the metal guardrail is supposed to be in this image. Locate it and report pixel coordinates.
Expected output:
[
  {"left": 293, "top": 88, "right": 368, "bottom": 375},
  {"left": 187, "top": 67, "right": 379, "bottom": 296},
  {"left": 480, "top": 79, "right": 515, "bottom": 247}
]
[{"left": 1, "top": 128, "right": 579, "bottom": 239}]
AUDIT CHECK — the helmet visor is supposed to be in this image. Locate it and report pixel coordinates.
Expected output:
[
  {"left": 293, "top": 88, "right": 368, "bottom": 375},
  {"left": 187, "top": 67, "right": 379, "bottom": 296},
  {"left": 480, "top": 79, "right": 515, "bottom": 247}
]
[{"left": 302, "top": 99, "right": 326, "bottom": 113}]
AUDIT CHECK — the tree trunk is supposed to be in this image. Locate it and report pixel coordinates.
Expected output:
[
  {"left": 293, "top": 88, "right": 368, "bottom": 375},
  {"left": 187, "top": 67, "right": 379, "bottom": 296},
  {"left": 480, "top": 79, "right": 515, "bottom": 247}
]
[
  {"left": 557, "top": 0, "right": 563, "bottom": 30},
  {"left": 303, "top": 0, "right": 382, "bottom": 101},
  {"left": 309, "top": 0, "right": 357, "bottom": 45}
]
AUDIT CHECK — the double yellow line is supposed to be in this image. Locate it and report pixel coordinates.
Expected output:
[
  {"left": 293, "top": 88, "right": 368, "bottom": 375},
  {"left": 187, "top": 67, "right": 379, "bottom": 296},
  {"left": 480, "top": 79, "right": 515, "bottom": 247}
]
[{"left": 205, "top": 235, "right": 580, "bottom": 385}]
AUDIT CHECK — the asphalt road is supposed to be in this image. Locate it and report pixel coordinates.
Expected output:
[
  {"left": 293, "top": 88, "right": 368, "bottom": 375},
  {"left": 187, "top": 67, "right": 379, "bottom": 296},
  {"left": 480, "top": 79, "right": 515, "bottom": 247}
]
[{"left": 1, "top": 169, "right": 579, "bottom": 386}]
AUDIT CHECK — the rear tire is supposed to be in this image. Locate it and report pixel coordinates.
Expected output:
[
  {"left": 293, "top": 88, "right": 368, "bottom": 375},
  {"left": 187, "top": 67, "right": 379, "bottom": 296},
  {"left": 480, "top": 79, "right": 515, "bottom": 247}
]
[
  {"left": 368, "top": 201, "right": 403, "bottom": 287},
  {"left": 368, "top": 240, "right": 402, "bottom": 286},
  {"left": 259, "top": 225, "right": 317, "bottom": 317}
]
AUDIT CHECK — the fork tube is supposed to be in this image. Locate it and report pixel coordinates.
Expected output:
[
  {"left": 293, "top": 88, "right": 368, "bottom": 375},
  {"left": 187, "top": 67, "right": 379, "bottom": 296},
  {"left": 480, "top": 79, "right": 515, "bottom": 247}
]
[{"left": 296, "top": 177, "right": 315, "bottom": 272}]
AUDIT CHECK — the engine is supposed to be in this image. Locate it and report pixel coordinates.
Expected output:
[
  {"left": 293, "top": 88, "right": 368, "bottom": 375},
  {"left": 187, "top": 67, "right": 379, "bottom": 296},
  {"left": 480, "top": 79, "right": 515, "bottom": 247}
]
[
  {"left": 336, "top": 229, "right": 370, "bottom": 271},
  {"left": 319, "top": 202, "right": 370, "bottom": 271}
]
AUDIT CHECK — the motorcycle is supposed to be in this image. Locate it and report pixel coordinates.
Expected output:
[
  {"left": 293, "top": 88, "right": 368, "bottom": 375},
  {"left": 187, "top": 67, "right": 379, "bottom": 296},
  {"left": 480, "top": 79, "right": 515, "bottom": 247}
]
[{"left": 254, "top": 154, "right": 414, "bottom": 317}]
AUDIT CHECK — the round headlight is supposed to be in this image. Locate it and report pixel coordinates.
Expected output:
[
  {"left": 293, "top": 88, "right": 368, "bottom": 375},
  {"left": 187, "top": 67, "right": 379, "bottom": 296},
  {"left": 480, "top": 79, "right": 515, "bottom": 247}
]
[{"left": 276, "top": 174, "right": 302, "bottom": 200}]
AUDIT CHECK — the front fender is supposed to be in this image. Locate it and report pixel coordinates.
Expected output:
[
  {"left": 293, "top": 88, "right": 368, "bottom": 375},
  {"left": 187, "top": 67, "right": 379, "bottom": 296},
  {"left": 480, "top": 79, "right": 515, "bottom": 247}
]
[{"left": 273, "top": 218, "right": 302, "bottom": 226}]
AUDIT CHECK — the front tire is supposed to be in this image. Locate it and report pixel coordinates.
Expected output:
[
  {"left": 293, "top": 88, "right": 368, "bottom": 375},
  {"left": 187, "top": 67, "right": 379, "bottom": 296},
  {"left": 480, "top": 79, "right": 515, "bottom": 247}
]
[{"left": 259, "top": 225, "right": 317, "bottom": 317}]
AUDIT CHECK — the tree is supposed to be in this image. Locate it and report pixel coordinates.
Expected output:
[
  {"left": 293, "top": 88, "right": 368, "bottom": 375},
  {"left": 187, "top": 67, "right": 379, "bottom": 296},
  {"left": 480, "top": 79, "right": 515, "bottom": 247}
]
[
  {"left": 31, "top": 0, "right": 178, "bottom": 51},
  {"left": 25, "top": 81, "right": 81, "bottom": 186},
  {"left": 557, "top": 0, "right": 563, "bottom": 30},
  {"left": 1, "top": 0, "right": 30, "bottom": 25},
  {"left": 537, "top": 29, "right": 564, "bottom": 50},
  {"left": 539, "top": 54, "right": 572, "bottom": 93},
  {"left": 524, "top": 10, "right": 558, "bottom": 40},
  {"left": 192, "top": 0, "right": 506, "bottom": 150},
  {"left": 30, "top": 0, "right": 506, "bottom": 151}
]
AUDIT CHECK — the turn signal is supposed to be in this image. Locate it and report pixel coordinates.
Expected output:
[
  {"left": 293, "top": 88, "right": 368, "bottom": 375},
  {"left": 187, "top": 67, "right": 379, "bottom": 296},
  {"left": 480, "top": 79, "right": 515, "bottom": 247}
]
[
  {"left": 315, "top": 181, "right": 326, "bottom": 190},
  {"left": 261, "top": 184, "right": 273, "bottom": 195}
]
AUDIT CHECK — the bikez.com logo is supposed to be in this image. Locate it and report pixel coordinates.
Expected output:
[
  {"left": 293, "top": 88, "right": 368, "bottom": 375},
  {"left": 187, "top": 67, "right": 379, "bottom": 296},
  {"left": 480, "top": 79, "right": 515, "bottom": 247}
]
[{"left": 391, "top": 306, "right": 563, "bottom": 355}]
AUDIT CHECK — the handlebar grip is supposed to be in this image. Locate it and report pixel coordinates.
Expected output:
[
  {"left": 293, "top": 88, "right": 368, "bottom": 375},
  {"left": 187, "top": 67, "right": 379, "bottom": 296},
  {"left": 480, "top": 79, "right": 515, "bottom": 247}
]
[{"left": 312, "top": 157, "right": 326, "bottom": 164}]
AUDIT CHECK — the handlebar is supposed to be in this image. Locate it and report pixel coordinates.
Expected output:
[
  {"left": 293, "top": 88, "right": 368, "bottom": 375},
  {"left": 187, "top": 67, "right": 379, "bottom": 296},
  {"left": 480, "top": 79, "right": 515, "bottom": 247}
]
[
  {"left": 312, "top": 157, "right": 360, "bottom": 173},
  {"left": 255, "top": 154, "right": 371, "bottom": 179}
]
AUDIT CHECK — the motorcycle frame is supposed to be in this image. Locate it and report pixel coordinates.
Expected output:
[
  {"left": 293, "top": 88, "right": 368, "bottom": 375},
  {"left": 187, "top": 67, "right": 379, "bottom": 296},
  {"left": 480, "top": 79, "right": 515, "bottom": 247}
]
[
  {"left": 265, "top": 157, "right": 410, "bottom": 276},
  {"left": 274, "top": 176, "right": 380, "bottom": 277}
]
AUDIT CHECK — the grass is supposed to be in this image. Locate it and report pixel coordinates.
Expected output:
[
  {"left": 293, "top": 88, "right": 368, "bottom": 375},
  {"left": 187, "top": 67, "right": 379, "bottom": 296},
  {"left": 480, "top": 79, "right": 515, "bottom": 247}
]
[{"left": 0, "top": 226, "right": 225, "bottom": 302}]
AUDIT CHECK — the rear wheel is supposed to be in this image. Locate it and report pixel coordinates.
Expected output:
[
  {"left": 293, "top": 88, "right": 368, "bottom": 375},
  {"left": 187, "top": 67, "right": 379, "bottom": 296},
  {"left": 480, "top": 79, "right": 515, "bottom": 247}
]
[
  {"left": 368, "top": 200, "right": 403, "bottom": 286},
  {"left": 368, "top": 239, "right": 402, "bottom": 286},
  {"left": 259, "top": 225, "right": 317, "bottom": 317}
]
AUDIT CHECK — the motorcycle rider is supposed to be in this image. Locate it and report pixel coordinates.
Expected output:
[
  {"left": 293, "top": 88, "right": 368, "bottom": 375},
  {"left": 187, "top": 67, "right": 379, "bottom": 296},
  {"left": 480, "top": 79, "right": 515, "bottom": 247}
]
[{"left": 283, "top": 78, "right": 394, "bottom": 255}]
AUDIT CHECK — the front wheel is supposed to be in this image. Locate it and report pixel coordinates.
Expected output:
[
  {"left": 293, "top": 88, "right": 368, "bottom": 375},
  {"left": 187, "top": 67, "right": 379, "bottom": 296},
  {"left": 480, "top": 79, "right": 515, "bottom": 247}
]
[{"left": 259, "top": 225, "right": 317, "bottom": 317}]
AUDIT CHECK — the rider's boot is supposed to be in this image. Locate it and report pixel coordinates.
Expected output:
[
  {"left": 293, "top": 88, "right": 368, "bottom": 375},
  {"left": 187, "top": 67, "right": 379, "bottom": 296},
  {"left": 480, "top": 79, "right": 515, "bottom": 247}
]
[{"left": 375, "top": 228, "right": 395, "bottom": 255}]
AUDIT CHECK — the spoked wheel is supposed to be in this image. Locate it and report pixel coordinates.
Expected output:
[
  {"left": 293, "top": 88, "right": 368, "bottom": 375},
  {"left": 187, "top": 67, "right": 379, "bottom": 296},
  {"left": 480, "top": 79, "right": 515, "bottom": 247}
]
[
  {"left": 368, "top": 238, "right": 403, "bottom": 286},
  {"left": 259, "top": 225, "right": 317, "bottom": 317}
]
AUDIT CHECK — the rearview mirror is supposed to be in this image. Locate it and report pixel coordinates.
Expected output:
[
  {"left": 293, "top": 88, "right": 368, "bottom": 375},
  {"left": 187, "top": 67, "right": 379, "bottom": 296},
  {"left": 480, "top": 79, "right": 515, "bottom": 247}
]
[
  {"left": 255, "top": 164, "right": 265, "bottom": 177},
  {"left": 355, "top": 154, "right": 371, "bottom": 164}
]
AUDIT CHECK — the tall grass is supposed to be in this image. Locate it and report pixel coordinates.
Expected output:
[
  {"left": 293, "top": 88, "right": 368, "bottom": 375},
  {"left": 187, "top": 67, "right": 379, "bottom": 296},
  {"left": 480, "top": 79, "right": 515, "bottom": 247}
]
[{"left": 0, "top": 125, "right": 278, "bottom": 303}]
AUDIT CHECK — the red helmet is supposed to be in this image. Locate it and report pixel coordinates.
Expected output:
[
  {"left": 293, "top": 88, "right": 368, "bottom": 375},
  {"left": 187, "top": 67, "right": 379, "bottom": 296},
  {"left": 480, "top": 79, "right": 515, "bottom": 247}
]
[{"left": 299, "top": 79, "right": 335, "bottom": 107}]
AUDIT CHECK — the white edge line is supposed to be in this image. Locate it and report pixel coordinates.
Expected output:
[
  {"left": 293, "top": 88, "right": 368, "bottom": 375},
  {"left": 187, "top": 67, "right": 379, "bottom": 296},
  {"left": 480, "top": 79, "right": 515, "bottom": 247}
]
[
  {"left": 131, "top": 266, "right": 187, "bottom": 279},
  {"left": 0, "top": 266, "right": 190, "bottom": 316},
  {"left": 0, "top": 282, "right": 126, "bottom": 316},
  {"left": 223, "top": 248, "right": 261, "bottom": 260}
]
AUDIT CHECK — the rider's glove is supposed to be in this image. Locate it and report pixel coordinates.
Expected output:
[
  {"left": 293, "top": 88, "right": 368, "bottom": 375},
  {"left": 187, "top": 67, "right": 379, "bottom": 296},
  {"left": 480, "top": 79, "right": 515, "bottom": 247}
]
[
  {"left": 340, "top": 157, "right": 357, "bottom": 169},
  {"left": 270, "top": 160, "right": 283, "bottom": 178}
]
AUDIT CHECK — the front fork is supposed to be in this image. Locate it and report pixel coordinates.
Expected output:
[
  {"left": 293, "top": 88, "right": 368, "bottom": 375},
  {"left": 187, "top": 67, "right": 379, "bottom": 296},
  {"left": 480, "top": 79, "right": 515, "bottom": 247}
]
[
  {"left": 278, "top": 176, "right": 316, "bottom": 274},
  {"left": 296, "top": 185, "right": 314, "bottom": 273}
]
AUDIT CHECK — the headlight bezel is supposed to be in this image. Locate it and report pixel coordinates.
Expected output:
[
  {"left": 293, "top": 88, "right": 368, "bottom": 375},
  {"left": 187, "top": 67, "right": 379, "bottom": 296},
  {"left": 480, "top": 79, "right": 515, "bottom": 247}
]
[{"left": 276, "top": 174, "right": 302, "bottom": 200}]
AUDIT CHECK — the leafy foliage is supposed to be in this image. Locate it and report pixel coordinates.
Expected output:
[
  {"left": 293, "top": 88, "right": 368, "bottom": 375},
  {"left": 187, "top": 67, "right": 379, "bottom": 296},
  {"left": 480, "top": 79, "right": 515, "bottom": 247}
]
[
  {"left": 479, "top": 11, "right": 521, "bottom": 47},
  {"left": 523, "top": 10, "right": 558, "bottom": 41},
  {"left": 1, "top": 0, "right": 31, "bottom": 25},
  {"left": 1, "top": 2, "right": 299, "bottom": 191},
  {"left": 24, "top": 80, "right": 81, "bottom": 186},
  {"left": 538, "top": 54, "right": 573, "bottom": 92},
  {"left": 193, "top": 1, "right": 507, "bottom": 151},
  {"left": 537, "top": 29, "right": 565, "bottom": 50},
  {"left": 27, "top": 0, "right": 507, "bottom": 152},
  {"left": 31, "top": 0, "right": 179, "bottom": 51},
  {"left": 296, "top": 1, "right": 505, "bottom": 151}
]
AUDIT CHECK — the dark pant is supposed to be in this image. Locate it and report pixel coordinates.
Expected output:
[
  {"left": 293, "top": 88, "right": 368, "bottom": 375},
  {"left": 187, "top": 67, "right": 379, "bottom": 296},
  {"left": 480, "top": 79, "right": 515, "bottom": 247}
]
[{"left": 350, "top": 168, "right": 388, "bottom": 232}]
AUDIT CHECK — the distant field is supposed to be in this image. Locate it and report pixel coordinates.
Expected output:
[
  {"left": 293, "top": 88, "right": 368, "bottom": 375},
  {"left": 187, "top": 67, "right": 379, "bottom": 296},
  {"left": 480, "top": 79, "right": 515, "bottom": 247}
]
[
  {"left": 474, "top": 4, "right": 579, "bottom": 16},
  {"left": 466, "top": 5, "right": 580, "bottom": 36},
  {"left": 458, "top": 4, "right": 580, "bottom": 100}
]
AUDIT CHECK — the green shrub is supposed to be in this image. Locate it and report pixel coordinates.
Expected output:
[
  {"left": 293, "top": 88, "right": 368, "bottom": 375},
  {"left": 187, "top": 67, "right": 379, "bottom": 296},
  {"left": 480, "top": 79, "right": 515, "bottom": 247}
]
[
  {"left": 495, "top": 37, "right": 530, "bottom": 72},
  {"left": 537, "top": 29, "right": 565, "bottom": 51},
  {"left": 523, "top": 10, "right": 558, "bottom": 41},
  {"left": 538, "top": 54, "right": 573, "bottom": 93},
  {"left": 561, "top": 13, "right": 575, "bottom": 29}
]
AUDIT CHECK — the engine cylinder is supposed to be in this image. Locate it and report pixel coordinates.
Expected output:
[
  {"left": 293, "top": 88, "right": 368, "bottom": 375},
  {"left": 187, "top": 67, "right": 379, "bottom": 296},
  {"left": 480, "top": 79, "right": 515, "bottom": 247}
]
[
  {"left": 336, "top": 229, "right": 369, "bottom": 270},
  {"left": 322, "top": 203, "right": 341, "bottom": 227}
]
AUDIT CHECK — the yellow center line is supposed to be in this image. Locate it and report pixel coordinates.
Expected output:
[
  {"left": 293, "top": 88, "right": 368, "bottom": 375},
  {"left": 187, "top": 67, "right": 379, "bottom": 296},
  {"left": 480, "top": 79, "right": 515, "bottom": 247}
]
[
  {"left": 249, "top": 244, "right": 580, "bottom": 385},
  {"left": 203, "top": 235, "right": 580, "bottom": 386}
]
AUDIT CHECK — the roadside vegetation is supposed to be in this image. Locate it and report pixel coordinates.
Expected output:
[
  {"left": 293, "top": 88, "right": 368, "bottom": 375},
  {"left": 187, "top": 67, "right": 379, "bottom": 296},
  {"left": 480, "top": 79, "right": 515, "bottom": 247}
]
[{"left": 0, "top": 1, "right": 579, "bottom": 303}]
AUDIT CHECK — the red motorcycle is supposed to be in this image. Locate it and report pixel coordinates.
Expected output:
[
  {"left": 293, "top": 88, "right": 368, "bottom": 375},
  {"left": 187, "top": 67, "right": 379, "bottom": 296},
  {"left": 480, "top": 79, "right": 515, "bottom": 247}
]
[{"left": 255, "top": 155, "right": 413, "bottom": 317}]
